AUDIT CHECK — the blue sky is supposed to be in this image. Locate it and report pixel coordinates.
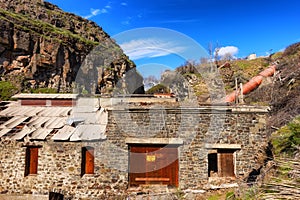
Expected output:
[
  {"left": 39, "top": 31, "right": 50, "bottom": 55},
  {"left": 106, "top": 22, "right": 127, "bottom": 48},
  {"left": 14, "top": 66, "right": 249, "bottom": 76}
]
[{"left": 46, "top": 0, "right": 300, "bottom": 78}]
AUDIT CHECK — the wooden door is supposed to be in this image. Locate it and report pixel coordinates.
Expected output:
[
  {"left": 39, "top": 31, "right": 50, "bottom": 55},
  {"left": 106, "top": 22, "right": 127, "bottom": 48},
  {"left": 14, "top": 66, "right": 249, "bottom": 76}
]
[
  {"left": 81, "top": 147, "right": 94, "bottom": 175},
  {"left": 218, "top": 149, "right": 235, "bottom": 177},
  {"left": 25, "top": 147, "right": 38, "bottom": 176},
  {"left": 129, "top": 145, "right": 178, "bottom": 187}
]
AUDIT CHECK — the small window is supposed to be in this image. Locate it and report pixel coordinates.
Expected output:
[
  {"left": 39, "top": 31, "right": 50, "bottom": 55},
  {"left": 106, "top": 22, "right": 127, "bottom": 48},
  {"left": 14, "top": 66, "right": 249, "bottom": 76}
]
[
  {"left": 208, "top": 153, "right": 218, "bottom": 177},
  {"left": 208, "top": 149, "right": 235, "bottom": 178},
  {"left": 25, "top": 147, "right": 38, "bottom": 176},
  {"left": 81, "top": 146, "right": 94, "bottom": 176}
]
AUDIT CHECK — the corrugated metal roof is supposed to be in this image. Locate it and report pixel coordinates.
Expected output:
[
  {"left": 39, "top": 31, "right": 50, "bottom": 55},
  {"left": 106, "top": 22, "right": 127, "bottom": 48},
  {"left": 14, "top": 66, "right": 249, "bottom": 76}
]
[
  {"left": 37, "top": 107, "right": 71, "bottom": 117},
  {"left": 70, "top": 124, "right": 106, "bottom": 141},
  {"left": 1, "top": 116, "right": 29, "bottom": 129},
  {"left": 0, "top": 106, "right": 20, "bottom": 116},
  {"left": 0, "top": 106, "right": 71, "bottom": 117},
  {"left": 44, "top": 117, "right": 66, "bottom": 129},
  {"left": 10, "top": 125, "right": 35, "bottom": 140},
  {"left": 27, "top": 117, "right": 49, "bottom": 128},
  {"left": 0, "top": 128, "right": 11, "bottom": 137},
  {"left": 31, "top": 128, "right": 53, "bottom": 140},
  {"left": 0, "top": 97, "right": 108, "bottom": 141},
  {"left": 51, "top": 125, "right": 76, "bottom": 141},
  {"left": 70, "top": 108, "right": 108, "bottom": 124}
]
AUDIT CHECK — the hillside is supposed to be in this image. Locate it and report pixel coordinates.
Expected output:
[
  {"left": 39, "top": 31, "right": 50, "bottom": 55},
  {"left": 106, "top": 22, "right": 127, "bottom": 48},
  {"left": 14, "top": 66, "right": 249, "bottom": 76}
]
[
  {"left": 169, "top": 43, "right": 300, "bottom": 125},
  {"left": 168, "top": 43, "right": 300, "bottom": 199},
  {"left": 0, "top": 0, "right": 144, "bottom": 100}
]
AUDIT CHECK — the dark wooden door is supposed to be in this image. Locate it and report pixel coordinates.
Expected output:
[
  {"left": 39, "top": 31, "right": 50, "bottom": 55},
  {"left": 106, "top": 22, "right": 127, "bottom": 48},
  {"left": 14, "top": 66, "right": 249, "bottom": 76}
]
[
  {"left": 29, "top": 147, "right": 38, "bottom": 174},
  {"left": 129, "top": 145, "right": 178, "bottom": 187},
  {"left": 25, "top": 147, "right": 38, "bottom": 176},
  {"left": 85, "top": 147, "right": 94, "bottom": 174},
  {"left": 81, "top": 147, "right": 94, "bottom": 175},
  {"left": 218, "top": 149, "right": 235, "bottom": 177}
]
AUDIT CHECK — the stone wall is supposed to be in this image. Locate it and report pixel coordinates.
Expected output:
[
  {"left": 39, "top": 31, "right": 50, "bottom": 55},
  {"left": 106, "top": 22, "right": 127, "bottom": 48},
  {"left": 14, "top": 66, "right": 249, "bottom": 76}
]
[
  {"left": 0, "top": 140, "right": 128, "bottom": 199},
  {"left": 0, "top": 106, "right": 269, "bottom": 199},
  {"left": 107, "top": 106, "right": 268, "bottom": 189}
]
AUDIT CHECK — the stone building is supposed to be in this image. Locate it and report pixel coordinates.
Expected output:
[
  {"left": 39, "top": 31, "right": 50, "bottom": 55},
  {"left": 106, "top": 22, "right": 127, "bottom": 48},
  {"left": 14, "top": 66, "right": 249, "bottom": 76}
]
[{"left": 0, "top": 94, "right": 269, "bottom": 199}]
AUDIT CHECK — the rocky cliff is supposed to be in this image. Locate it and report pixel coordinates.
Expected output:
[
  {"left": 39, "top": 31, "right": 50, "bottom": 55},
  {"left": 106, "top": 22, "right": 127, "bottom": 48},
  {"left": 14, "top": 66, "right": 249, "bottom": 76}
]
[{"left": 0, "top": 0, "right": 144, "bottom": 95}]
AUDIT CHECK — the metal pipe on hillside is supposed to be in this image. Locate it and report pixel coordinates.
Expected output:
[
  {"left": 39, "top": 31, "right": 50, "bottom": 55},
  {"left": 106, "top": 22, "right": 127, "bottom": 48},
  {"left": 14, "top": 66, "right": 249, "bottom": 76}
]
[{"left": 225, "top": 65, "right": 276, "bottom": 103}]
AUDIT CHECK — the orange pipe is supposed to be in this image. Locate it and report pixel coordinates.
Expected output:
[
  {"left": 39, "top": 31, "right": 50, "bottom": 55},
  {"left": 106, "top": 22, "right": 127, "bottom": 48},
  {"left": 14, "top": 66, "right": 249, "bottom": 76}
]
[
  {"left": 242, "top": 76, "right": 263, "bottom": 94},
  {"left": 259, "top": 65, "right": 276, "bottom": 77},
  {"left": 225, "top": 90, "right": 239, "bottom": 102},
  {"left": 225, "top": 65, "right": 276, "bottom": 102}
]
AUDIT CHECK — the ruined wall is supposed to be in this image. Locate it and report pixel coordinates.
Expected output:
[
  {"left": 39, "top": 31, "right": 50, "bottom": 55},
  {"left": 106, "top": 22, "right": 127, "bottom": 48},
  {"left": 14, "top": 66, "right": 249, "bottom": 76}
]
[{"left": 0, "top": 106, "right": 268, "bottom": 199}]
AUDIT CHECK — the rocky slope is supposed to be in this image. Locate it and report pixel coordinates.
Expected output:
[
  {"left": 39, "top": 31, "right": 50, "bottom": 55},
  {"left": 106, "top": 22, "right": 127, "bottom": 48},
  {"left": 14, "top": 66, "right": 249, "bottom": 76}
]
[{"left": 0, "top": 0, "right": 144, "bottom": 96}]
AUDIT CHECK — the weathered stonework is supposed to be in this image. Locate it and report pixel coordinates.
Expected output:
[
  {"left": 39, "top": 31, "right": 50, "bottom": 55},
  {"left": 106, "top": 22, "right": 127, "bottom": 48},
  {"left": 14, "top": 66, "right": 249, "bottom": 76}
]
[{"left": 0, "top": 105, "right": 269, "bottom": 199}]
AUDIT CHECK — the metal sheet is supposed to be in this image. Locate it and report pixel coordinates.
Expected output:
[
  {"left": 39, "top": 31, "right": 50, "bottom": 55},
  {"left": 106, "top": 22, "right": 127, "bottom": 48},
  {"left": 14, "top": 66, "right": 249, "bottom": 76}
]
[
  {"left": 0, "top": 128, "right": 11, "bottom": 137},
  {"left": 58, "top": 107, "right": 72, "bottom": 116},
  {"left": 10, "top": 125, "right": 36, "bottom": 140},
  {"left": 37, "top": 108, "right": 57, "bottom": 117},
  {"left": 31, "top": 128, "right": 53, "bottom": 140},
  {"left": 0, "top": 106, "right": 19, "bottom": 116},
  {"left": 27, "top": 117, "right": 49, "bottom": 128},
  {"left": 51, "top": 125, "right": 76, "bottom": 140},
  {"left": 0, "top": 106, "right": 44, "bottom": 117},
  {"left": 70, "top": 113, "right": 98, "bottom": 124},
  {"left": 70, "top": 124, "right": 106, "bottom": 141},
  {"left": 2, "top": 117, "right": 29, "bottom": 129},
  {"left": 45, "top": 117, "right": 66, "bottom": 129},
  {"left": 22, "top": 107, "right": 45, "bottom": 116},
  {"left": 69, "top": 108, "right": 108, "bottom": 125},
  {"left": 37, "top": 107, "right": 71, "bottom": 117}
]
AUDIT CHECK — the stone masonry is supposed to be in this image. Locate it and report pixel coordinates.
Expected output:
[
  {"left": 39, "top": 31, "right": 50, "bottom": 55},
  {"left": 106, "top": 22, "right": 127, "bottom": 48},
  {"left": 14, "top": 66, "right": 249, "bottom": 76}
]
[{"left": 0, "top": 105, "right": 269, "bottom": 199}]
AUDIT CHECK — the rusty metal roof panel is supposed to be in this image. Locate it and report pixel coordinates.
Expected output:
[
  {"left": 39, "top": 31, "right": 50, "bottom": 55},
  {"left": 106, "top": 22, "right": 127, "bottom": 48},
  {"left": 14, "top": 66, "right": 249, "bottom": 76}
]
[
  {"left": 51, "top": 125, "right": 76, "bottom": 141},
  {"left": 69, "top": 124, "right": 106, "bottom": 141}
]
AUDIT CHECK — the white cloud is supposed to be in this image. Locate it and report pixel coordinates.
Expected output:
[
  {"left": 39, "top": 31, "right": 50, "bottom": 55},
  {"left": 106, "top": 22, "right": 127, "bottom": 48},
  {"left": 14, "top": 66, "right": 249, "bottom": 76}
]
[
  {"left": 84, "top": 4, "right": 111, "bottom": 19},
  {"left": 120, "top": 38, "right": 186, "bottom": 60},
  {"left": 121, "top": 2, "right": 127, "bottom": 6},
  {"left": 217, "top": 46, "right": 239, "bottom": 58}
]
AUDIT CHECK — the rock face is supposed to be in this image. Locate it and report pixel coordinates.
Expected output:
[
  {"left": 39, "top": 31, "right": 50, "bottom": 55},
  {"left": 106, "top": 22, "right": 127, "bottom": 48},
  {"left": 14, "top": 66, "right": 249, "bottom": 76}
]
[{"left": 0, "top": 0, "right": 144, "bottom": 94}]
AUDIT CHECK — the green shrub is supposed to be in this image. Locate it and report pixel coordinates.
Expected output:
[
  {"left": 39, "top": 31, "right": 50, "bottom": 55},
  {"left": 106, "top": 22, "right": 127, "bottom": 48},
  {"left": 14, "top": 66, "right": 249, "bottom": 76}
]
[
  {"left": 0, "top": 81, "right": 18, "bottom": 101},
  {"left": 30, "top": 88, "right": 58, "bottom": 94},
  {"left": 146, "top": 84, "right": 170, "bottom": 94},
  {"left": 272, "top": 116, "right": 300, "bottom": 156}
]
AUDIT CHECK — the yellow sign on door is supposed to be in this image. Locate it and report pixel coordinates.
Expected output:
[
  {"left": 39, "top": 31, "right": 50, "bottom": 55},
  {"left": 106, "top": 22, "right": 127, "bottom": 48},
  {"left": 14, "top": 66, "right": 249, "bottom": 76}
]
[{"left": 146, "top": 155, "right": 156, "bottom": 162}]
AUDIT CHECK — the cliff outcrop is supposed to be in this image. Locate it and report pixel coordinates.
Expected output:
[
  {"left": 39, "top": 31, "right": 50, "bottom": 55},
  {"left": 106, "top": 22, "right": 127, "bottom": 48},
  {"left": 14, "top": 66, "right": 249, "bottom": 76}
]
[{"left": 0, "top": 0, "right": 144, "bottom": 95}]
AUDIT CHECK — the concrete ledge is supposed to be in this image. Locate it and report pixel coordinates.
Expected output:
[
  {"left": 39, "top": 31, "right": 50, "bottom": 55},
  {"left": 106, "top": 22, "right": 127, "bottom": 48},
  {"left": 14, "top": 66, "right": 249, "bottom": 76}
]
[
  {"left": 205, "top": 143, "right": 241, "bottom": 149},
  {"left": 125, "top": 138, "right": 183, "bottom": 145}
]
